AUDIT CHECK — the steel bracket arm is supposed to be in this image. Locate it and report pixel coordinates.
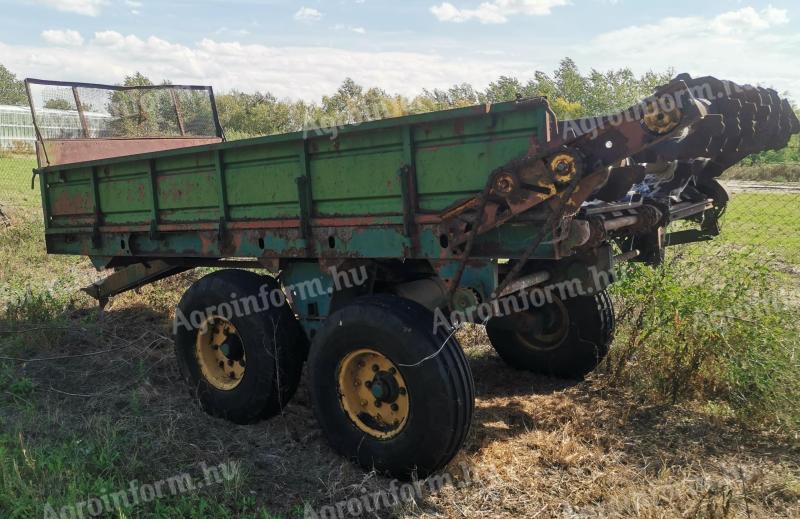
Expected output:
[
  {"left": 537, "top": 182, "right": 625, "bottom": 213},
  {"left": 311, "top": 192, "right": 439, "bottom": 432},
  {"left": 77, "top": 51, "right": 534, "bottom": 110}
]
[{"left": 439, "top": 81, "right": 708, "bottom": 248}]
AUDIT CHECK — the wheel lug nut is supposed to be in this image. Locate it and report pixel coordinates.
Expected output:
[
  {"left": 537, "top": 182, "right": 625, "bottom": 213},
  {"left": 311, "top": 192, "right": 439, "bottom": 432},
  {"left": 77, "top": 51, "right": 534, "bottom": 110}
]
[
  {"left": 227, "top": 360, "right": 234, "bottom": 366},
  {"left": 360, "top": 400, "right": 368, "bottom": 407},
  {"left": 374, "top": 400, "right": 382, "bottom": 408},
  {"left": 365, "top": 381, "right": 372, "bottom": 389},
  {"left": 389, "top": 367, "right": 396, "bottom": 375},
  {"left": 399, "top": 387, "right": 407, "bottom": 396},
  {"left": 218, "top": 361, "right": 224, "bottom": 368},
  {"left": 391, "top": 403, "right": 399, "bottom": 412},
  {"left": 371, "top": 364, "right": 379, "bottom": 372},
  {"left": 239, "top": 360, "right": 246, "bottom": 367},
  {"left": 354, "top": 380, "right": 361, "bottom": 387}
]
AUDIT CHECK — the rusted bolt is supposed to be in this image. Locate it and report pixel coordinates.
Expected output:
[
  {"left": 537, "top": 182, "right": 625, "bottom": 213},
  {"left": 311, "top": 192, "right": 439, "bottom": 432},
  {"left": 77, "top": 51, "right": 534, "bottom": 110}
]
[
  {"left": 374, "top": 400, "right": 382, "bottom": 408},
  {"left": 493, "top": 173, "right": 516, "bottom": 194},
  {"left": 399, "top": 387, "right": 407, "bottom": 396},
  {"left": 549, "top": 153, "right": 577, "bottom": 180},
  {"left": 372, "top": 364, "right": 379, "bottom": 372},
  {"left": 391, "top": 403, "right": 399, "bottom": 412}
]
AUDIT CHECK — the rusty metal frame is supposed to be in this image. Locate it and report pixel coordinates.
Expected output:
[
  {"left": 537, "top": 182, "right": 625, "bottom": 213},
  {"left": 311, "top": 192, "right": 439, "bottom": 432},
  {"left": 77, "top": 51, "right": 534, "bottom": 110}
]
[
  {"left": 169, "top": 89, "right": 187, "bottom": 136},
  {"left": 25, "top": 78, "right": 226, "bottom": 168},
  {"left": 24, "top": 78, "right": 224, "bottom": 139}
]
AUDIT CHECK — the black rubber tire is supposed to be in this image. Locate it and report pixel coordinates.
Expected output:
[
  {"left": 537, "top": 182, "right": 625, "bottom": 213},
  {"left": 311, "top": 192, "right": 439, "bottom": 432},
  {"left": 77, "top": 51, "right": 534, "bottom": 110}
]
[
  {"left": 486, "top": 290, "right": 614, "bottom": 379},
  {"left": 174, "top": 269, "right": 305, "bottom": 424},
  {"left": 308, "top": 294, "right": 475, "bottom": 479}
]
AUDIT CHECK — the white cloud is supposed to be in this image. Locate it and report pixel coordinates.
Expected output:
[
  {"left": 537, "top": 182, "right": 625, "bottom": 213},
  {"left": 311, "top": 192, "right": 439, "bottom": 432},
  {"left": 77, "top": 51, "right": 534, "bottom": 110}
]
[
  {"left": 431, "top": 2, "right": 504, "bottom": 23},
  {"left": 32, "top": 0, "right": 109, "bottom": 17},
  {"left": 589, "top": 6, "right": 790, "bottom": 47},
  {"left": 0, "top": 31, "right": 538, "bottom": 100},
  {"left": 1, "top": 5, "right": 798, "bottom": 103},
  {"left": 710, "top": 6, "right": 788, "bottom": 35},
  {"left": 334, "top": 24, "right": 367, "bottom": 34},
  {"left": 216, "top": 27, "right": 251, "bottom": 37},
  {"left": 124, "top": 0, "right": 142, "bottom": 14},
  {"left": 431, "top": 0, "right": 569, "bottom": 24},
  {"left": 576, "top": 6, "right": 798, "bottom": 98},
  {"left": 41, "top": 29, "right": 84, "bottom": 46},
  {"left": 92, "top": 30, "right": 139, "bottom": 48},
  {"left": 294, "top": 7, "right": 323, "bottom": 22}
]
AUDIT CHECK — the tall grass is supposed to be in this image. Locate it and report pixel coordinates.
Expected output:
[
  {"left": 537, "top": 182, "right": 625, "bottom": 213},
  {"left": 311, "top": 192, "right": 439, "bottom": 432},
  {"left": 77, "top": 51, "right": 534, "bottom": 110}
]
[{"left": 608, "top": 254, "right": 799, "bottom": 430}]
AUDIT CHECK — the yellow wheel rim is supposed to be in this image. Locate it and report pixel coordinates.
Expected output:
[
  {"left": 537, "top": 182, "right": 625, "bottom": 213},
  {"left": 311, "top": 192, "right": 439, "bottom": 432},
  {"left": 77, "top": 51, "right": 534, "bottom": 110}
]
[
  {"left": 195, "top": 316, "right": 246, "bottom": 391},
  {"left": 337, "top": 349, "right": 410, "bottom": 440},
  {"left": 516, "top": 297, "right": 570, "bottom": 351}
]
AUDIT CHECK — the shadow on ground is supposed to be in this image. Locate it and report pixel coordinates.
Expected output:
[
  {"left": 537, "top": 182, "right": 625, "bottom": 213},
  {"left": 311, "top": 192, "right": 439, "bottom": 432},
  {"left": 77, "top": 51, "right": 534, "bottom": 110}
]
[{"left": 1, "top": 298, "right": 798, "bottom": 518}]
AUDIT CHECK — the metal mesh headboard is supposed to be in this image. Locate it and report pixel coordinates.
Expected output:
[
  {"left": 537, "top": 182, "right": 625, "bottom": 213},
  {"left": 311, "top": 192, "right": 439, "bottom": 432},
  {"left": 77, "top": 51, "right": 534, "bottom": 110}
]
[{"left": 24, "top": 79, "right": 223, "bottom": 141}]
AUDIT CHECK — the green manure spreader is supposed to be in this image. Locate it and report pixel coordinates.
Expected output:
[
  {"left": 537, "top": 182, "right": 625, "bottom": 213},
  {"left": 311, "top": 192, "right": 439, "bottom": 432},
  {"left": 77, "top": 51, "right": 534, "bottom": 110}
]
[{"left": 25, "top": 76, "right": 799, "bottom": 478}]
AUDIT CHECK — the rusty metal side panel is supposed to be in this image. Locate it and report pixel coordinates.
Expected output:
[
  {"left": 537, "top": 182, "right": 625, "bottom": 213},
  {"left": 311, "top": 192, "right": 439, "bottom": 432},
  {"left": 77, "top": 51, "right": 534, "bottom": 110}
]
[
  {"left": 40, "top": 98, "right": 554, "bottom": 261},
  {"left": 44, "top": 221, "right": 558, "bottom": 261},
  {"left": 38, "top": 138, "right": 223, "bottom": 167}
]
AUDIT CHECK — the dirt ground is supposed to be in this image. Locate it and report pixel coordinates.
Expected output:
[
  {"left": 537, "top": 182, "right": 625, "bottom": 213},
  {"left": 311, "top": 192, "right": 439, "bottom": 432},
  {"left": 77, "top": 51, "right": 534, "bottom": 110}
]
[
  {"left": 1, "top": 167, "right": 798, "bottom": 517},
  {"left": 4, "top": 271, "right": 798, "bottom": 519}
]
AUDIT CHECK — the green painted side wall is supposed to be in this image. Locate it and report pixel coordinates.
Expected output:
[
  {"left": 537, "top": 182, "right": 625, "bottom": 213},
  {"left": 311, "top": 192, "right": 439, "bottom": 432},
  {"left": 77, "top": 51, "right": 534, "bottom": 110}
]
[{"left": 40, "top": 99, "right": 552, "bottom": 260}]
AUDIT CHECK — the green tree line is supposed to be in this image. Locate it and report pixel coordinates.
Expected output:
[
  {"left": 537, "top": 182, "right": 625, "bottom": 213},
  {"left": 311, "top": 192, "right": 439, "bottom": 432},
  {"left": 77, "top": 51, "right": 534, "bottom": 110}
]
[
  {"left": 0, "top": 65, "right": 28, "bottom": 106},
  {"left": 0, "top": 58, "right": 674, "bottom": 125},
  {"left": 2, "top": 59, "right": 797, "bottom": 162},
  {"left": 211, "top": 59, "right": 676, "bottom": 138}
]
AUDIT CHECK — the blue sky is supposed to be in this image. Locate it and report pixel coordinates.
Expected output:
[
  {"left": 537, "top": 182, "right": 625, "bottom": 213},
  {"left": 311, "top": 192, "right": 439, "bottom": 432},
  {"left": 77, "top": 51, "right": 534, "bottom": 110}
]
[{"left": 1, "top": 0, "right": 799, "bottom": 100}]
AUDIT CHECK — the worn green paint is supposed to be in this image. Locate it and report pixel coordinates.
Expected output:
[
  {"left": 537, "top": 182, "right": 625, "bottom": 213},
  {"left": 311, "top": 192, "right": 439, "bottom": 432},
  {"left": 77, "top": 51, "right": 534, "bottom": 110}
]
[
  {"left": 281, "top": 262, "right": 336, "bottom": 334},
  {"left": 38, "top": 99, "right": 554, "bottom": 261},
  {"left": 45, "top": 223, "right": 557, "bottom": 262}
]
